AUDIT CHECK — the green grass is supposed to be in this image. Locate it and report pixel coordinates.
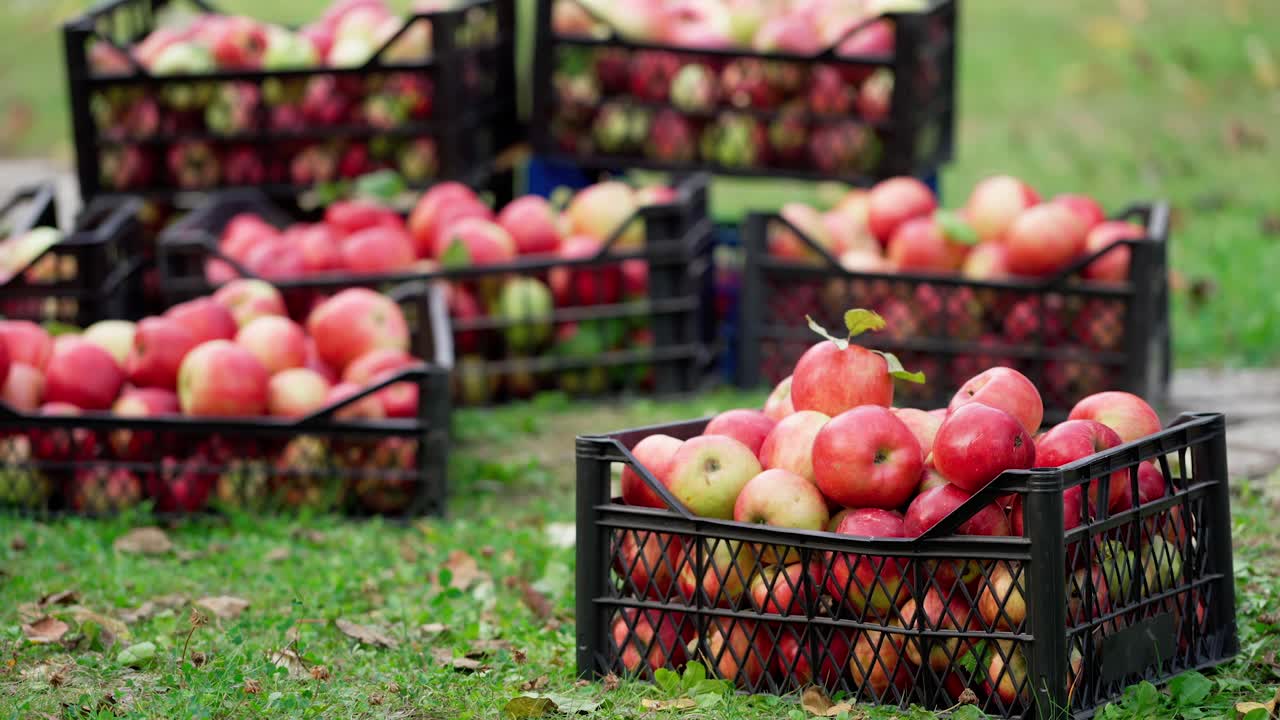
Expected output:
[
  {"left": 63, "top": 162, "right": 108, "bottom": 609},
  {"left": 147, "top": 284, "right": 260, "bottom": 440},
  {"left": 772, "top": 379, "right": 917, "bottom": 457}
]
[{"left": 4, "top": 396, "right": 1280, "bottom": 719}]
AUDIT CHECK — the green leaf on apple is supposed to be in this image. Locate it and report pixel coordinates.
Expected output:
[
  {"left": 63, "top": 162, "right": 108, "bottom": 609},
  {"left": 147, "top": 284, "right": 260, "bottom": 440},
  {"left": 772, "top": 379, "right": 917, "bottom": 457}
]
[
  {"left": 42, "top": 321, "right": 82, "bottom": 337},
  {"left": 844, "top": 309, "right": 886, "bottom": 337},
  {"left": 548, "top": 186, "right": 575, "bottom": 214},
  {"left": 440, "top": 237, "right": 472, "bottom": 269},
  {"left": 806, "top": 316, "right": 848, "bottom": 350},
  {"left": 878, "top": 351, "right": 926, "bottom": 384},
  {"left": 936, "top": 210, "right": 980, "bottom": 246},
  {"left": 354, "top": 170, "right": 406, "bottom": 205}
]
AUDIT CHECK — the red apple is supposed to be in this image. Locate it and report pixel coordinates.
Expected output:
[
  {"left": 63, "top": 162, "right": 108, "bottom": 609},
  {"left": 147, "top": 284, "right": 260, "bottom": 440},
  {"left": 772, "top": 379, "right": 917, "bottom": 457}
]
[
  {"left": 433, "top": 217, "right": 516, "bottom": 266},
  {"left": 705, "top": 409, "right": 776, "bottom": 457},
  {"left": 325, "top": 381, "right": 386, "bottom": 421},
  {"left": 892, "top": 408, "right": 943, "bottom": 457},
  {"left": 294, "top": 223, "right": 344, "bottom": 273},
  {"left": 212, "top": 278, "right": 288, "bottom": 328},
  {"left": 1052, "top": 194, "right": 1106, "bottom": 231},
  {"left": 267, "top": 367, "right": 332, "bottom": 417},
  {"left": 960, "top": 241, "right": 1011, "bottom": 279},
  {"left": 791, "top": 341, "right": 892, "bottom": 417},
  {"left": 775, "top": 627, "right": 853, "bottom": 689},
  {"left": 341, "top": 224, "right": 416, "bottom": 273},
  {"left": 758, "top": 410, "right": 830, "bottom": 485},
  {"left": 1068, "top": 391, "right": 1162, "bottom": 444},
  {"left": 621, "top": 434, "right": 684, "bottom": 509},
  {"left": 409, "top": 186, "right": 491, "bottom": 259},
  {"left": 813, "top": 406, "right": 922, "bottom": 509},
  {"left": 547, "top": 236, "right": 622, "bottom": 306},
  {"left": 0, "top": 320, "right": 53, "bottom": 370},
  {"left": 965, "top": 175, "right": 1040, "bottom": 244},
  {"left": 905, "top": 482, "right": 1011, "bottom": 538},
  {"left": 306, "top": 288, "right": 410, "bottom": 372},
  {"left": 565, "top": 181, "right": 642, "bottom": 250},
  {"left": 1083, "top": 221, "right": 1145, "bottom": 283},
  {"left": 177, "top": 340, "right": 270, "bottom": 417},
  {"left": 768, "top": 202, "right": 833, "bottom": 261},
  {"left": 1, "top": 363, "right": 44, "bottom": 411},
  {"left": 1005, "top": 203, "right": 1087, "bottom": 277},
  {"left": 497, "top": 195, "right": 562, "bottom": 256},
  {"left": 866, "top": 177, "right": 937, "bottom": 246},
  {"left": 674, "top": 540, "right": 756, "bottom": 608},
  {"left": 949, "top": 366, "right": 1044, "bottom": 435},
  {"left": 108, "top": 387, "right": 178, "bottom": 460},
  {"left": 1036, "top": 419, "right": 1127, "bottom": 511},
  {"left": 209, "top": 15, "right": 268, "bottom": 69},
  {"left": 848, "top": 628, "right": 911, "bottom": 700},
  {"left": 705, "top": 617, "right": 769, "bottom": 688},
  {"left": 126, "top": 317, "right": 199, "bottom": 390},
  {"left": 303, "top": 337, "right": 339, "bottom": 384},
  {"left": 243, "top": 238, "right": 305, "bottom": 280},
  {"left": 762, "top": 375, "right": 794, "bottom": 421},
  {"left": 342, "top": 348, "right": 423, "bottom": 418},
  {"left": 165, "top": 297, "right": 239, "bottom": 345},
  {"left": 886, "top": 216, "right": 965, "bottom": 273},
  {"left": 235, "top": 315, "right": 308, "bottom": 375},
  {"left": 44, "top": 338, "right": 123, "bottom": 411},
  {"left": 220, "top": 212, "right": 279, "bottom": 257},
  {"left": 665, "top": 434, "right": 762, "bottom": 519},
  {"left": 932, "top": 404, "right": 1036, "bottom": 493},
  {"left": 323, "top": 199, "right": 401, "bottom": 237},
  {"left": 734, "top": 469, "right": 829, "bottom": 549},
  {"left": 977, "top": 567, "right": 1027, "bottom": 631},
  {"left": 901, "top": 589, "right": 979, "bottom": 672},
  {"left": 749, "top": 561, "right": 821, "bottom": 616},
  {"left": 826, "top": 508, "right": 910, "bottom": 614},
  {"left": 985, "top": 641, "right": 1028, "bottom": 706},
  {"left": 611, "top": 609, "right": 689, "bottom": 674}
]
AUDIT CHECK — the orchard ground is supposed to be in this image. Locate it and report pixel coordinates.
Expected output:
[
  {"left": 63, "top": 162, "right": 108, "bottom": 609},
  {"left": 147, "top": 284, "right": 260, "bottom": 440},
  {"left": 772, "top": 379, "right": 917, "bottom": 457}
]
[{"left": 2, "top": 0, "right": 1280, "bottom": 718}]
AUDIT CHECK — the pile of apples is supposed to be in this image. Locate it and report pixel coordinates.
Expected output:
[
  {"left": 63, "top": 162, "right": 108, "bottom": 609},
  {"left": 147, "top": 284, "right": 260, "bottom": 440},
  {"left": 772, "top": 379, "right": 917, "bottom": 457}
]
[
  {"left": 0, "top": 280, "right": 430, "bottom": 514},
  {"left": 770, "top": 175, "right": 1147, "bottom": 282},
  {"left": 611, "top": 309, "right": 1188, "bottom": 704},
  {"left": 202, "top": 180, "right": 675, "bottom": 403}
]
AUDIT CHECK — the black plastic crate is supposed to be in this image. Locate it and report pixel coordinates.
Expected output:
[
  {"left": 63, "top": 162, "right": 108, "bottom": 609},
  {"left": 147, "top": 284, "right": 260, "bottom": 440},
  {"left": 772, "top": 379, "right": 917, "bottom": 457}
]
[
  {"left": 1, "top": 186, "right": 148, "bottom": 325},
  {"left": 0, "top": 281, "right": 454, "bottom": 518},
  {"left": 737, "top": 202, "right": 1171, "bottom": 421},
  {"left": 575, "top": 412, "right": 1237, "bottom": 718},
  {"left": 156, "top": 174, "right": 717, "bottom": 405},
  {"left": 532, "top": 0, "right": 956, "bottom": 183},
  {"left": 63, "top": 0, "right": 518, "bottom": 201}
]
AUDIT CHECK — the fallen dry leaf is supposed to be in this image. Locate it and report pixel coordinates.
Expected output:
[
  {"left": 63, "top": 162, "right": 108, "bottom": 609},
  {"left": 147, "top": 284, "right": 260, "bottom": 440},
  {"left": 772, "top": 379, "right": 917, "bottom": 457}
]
[
  {"left": 603, "top": 673, "right": 620, "bottom": 691},
  {"left": 397, "top": 541, "right": 418, "bottom": 563},
  {"left": 519, "top": 580, "right": 554, "bottom": 620},
  {"left": 17, "top": 602, "right": 43, "bottom": 624},
  {"left": 440, "top": 550, "right": 483, "bottom": 590},
  {"left": 467, "top": 638, "right": 514, "bottom": 658},
  {"left": 265, "top": 548, "right": 290, "bottom": 562},
  {"left": 10, "top": 535, "right": 26, "bottom": 551},
  {"left": 641, "top": 698, "right": 696, "bottom": 710},
  {"left": 335, "top": 619, "right": 398, "bottom": 649},
  {"left": 196, "top": 596, "right": 250, "bottom": 620},
  {"left": 23, "top": 617, "right": 69, "bottom": 644},
  {"left": 120, "top": 594, "right": 187, "bottom": 624},
  {"left": 430, "top": 647, "right": 488, "bottom": 673},
  {"left": 243, "top": 679, "right": 262, "bottom": 694},
  {"left": 503, "top": 695, "right": 556, "bottom": 718},
  {"left": 520, "top": 674, "right": 549, "bottom": 691},
  {"left": 1235, "top": 688, "right": 1280, "bottom": 718},
  {"left": 39, "top": 590, "right": 78, "bottom": 607},
  {"left": 175, "top": 549, "right": 202, "bottom": 562},
  {"left": 309, "top": 665, "right": 331, "bottom": 681},
  {"left": 801, "top": 686, "right": 854, "bottom": 716},
  {"left": 113, "top": 528, "right": 173, "bottom": 555},
  {"left": 419, "top": 623, "right": 448, "bottom": 636},
  {"left": 70, "top": 608, "right": 131, "bottom": 648},
  {"left": 269, "top": 649, "right": 308, "bottom": 679}
]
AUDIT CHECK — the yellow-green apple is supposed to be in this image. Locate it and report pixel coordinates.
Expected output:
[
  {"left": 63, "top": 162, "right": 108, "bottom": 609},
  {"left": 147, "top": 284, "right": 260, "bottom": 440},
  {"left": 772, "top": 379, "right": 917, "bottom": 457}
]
[
  {"left": 212, "top": 278, "right": 288, "bottom": 327},
  {"left": 949, "top": 366, "right": 1044, "bottom": 435},
  {"left": 82, "top": 320, "right": 136, "bottom": 366},
  {"left": 826, "top": 508, "right": 910, "bottom": 614},
  {"left": 840, "top": 248, "right": 891, "bottom": 272},
  {"left": 704, "top": 617, "right": 769, "bottom": 688},
  {"left": 848, "top": 628, "right": 911, "bottom": 700},
  {"left": 496, "top": 277, "right": 553, "bottom": 351},
  {"left": 497, "top": 195, "right": 561, "bottom": 256},
  {"left": 306, "top": 288, "right": 409, "bottom": 373},
  {"left": 108, "top": 387, "right": 178, "bottom": 460},
  {"left": 565, "top": 181, "right": 641, "bottom": 249},
  {"left": 866, "top": 177, "right": 937, "bottom": 246},
  {"left": 813, "top": 405, "right": 922, "bottom": 509},
  {"left": 985, "top": 641, "right": 1028, "bottom": 707},
  {"left": 620, "top": 433, "right": 683, "bottom": 508},
  {"left": 1052, "top": 193, "right": 1106, "bottom": 231},
  {"left": 961, "top": 241, "right": 1011, "bottom": 279},
  {"left": 892, "top": 407, "right": 943, "bottom": 457},
  {"left": 675, "top": 539, "right": 757, "bottom": 608},
  {"left": 705, "top": 408, "right": 776, "bottom": 457},
  {"left": 340, "top": 224, "right": 416, "bottom": 273},
  {"left": 758, "top": 410, "right": 830, "bottom": 484},
  {"left": 342, "top": 348, "right": 423, "bottom": 418},
  {"left": 1036, "top": 419, "right": 1126, "bottom": 511},
  {"left": 1, "top": 363, "right": 44, "bottom": 411},
  {"left": 917, "top": 465, "right": 948, "bottom": 494},
  {"left": 177, "top": 340, "right": 269, "bottom": 416},
  {"left": 614, "top": 528, "right": 681, "bottom": 600},
  {"left": 407, "top": 181, "right": 490, "bottom": 258},
  {"left": 165, "top": 297, "right": 239, "bottom": 344},
  {"left": 901, "top": 588, "right": 979, "bottom": 672},
  {"left": 1142, "top": 535, "right": 1183, "bottom": 595},
  {"left": 964, "top": 175, "right": 1040, "bottom": 244},
  {"left": 748, "top": 560, "right": 821, "bottom": 616},
  {"left": 768, "top": 202, "right": 832, "bottom": 261},
  {"left": 68, "top": 467, "right": 142, "bottom": 513},
  {"left": 775, "top": 627, "right": 853, "bottom": 688},
  {"left": 325, "top": 381, "right": 386, "bottom": 420},
  {"left": 235, "top": 315, "right": 308, "bottom": 375},
  {"left": 125, "top": 317, "right": 198, "bottom": 390},
  {"left": 762, "top": 375, "right": 794, "bottom": 421},
  {"left": 887, "top": 216, "right": 966, "bottom": 272},
  {"left": 0, "top": 436, "right": 51, "bottom": 508},
  {"left": 44, "top": 338, "right": 123, "bottom": 410},
  {"left": 824, "top": 208, "right": 875, "bottom": 258},
  {"left": 1082, "top": 221, "right": 1144, "bottom": 283},
  {"left": 666, "top": 434, "right": 762, "bottom": 519},
  {"left": 1068, "top": 390, "right": 1162, "bottom": 444},
  {"left": 932, "top": 404, "right": 1035, "bottom": 493},
  {"left": 0, "top": 320, "right": 53, "bottom": 370},
  {"left": 611, "top": 608, "right": 689, "bottom": 674},
  {"left": 734, "top": 468, "right": 829, "bottom": 563},
  {"left": 268, "top": 367, "right": 332, "bottom": 417},
  {"left": 977, "top": 563, "right": 1025, "bottom": 631},
  {"left": 1005, "top": 203, "right": 1087, "bottom": 277}
]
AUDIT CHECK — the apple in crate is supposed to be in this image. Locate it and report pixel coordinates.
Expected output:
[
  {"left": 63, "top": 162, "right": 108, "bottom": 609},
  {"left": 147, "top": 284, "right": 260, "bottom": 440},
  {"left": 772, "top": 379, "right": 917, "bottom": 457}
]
[
  {"left": 408, "top": 182, "right": 491, "bottom": 259},
  {"left": 825, "top": 508, "right": 910, "bottom": 615},
  {"left": 675, "top": 540, "right": 757, "bottom": 608},
  {"left": 905, "top": 483, "right": 1010, "bottom": 587},
  {"left": 497, "top": 195, "right": 561, "bottom": 256},
  {"left": 977, "top": 563, "right": 1026, "bottom": 631},
  {"left": 69, "top": 467, "right": 143, "bottom": 513},
  {"left": 2, "top": 364, "right": 44, "bottom": 412},
  {"left": 352, "top": 437, "right": 419, "bottom": 514},
  {"left": 932, "top": 404, "right": 1036, "bottom": 494},
  {"left": 985, "top": 641, "right": 1029, "bottom": 707},
  {"left": 849, "top": 628, "right": 911, "bottom": 700},
  {"left": 268, "top": 368, "right": 332, "bottom": 418},
  {"left": 867, "top": 177, "right": 937, "bottom": 246},
  {"left": 1068, "top": 391, "right": 1162, "bottom": 444},
  {"left": 236, "top": 315, "right": 308, "bottom": 375},
  {"left": 341, "top": 224, "right": 417, "bottom": 274},
  {"left": 343, "top": 349, "right": 423, "bottom": 418},
  {"left": 735, "top": 468, "right": 829, "bottom": 564},
  {"left": 790, "top": 310, "right": 905, "bottom": 417},
  {"left": 433, "top": 218, "right": 516, "bottom": 267},
  {"left": 325, "top": 382, "right": 387, "bottom": 421},
  {"left": 1083, "top": 221, "right": 1145, "bottom": 283},
  {"left": 614, "top": 528, "right": 680, "bottom": 600},
  {"left": 44, "top": 338, "right": 123, "bottom": 411},
  {"left": 704, "top": 409, "right": 776, "bottom": 457},
  {"left": 1052, "top": 193, "right": 1106, "bottom": 231},
  {"left": 665, "top": 435, "right": 761, "bottom": 519},
  {"left": 949, "top": 366, "right": 1044, "bottom": 435},
  {"left": 216, "top": 458, "right": 273, "bottom": 511},
  {"left": 166, "top": 297, "right": 238, "bottom": 344},
  {"left": 813, "top": 405, "right": 922, "bottom": 510},
  {"left": 892, "top": 408, "right": 943, "bottom": 457},
  {"left": 1005, "top": 203, "right": 1087, "bottom": 277},
  {"left": 275, "top": 435, "right": 343, "bottom": 511},
  {"left": 0, "top": 436, "right": 52, "bottom": 509},
  {"left": 748, "top": 560, "right": 821, "bottom": 616},
  {"left": 306, "top": 288, "right": 410, "bottom": 373},
  {"left": 496, "top": 277, "right": 554, "bottom": 352},
  {"left": 548, "top": 236, "right": 622, "bottom": 306},
  {"left": 758, "top": 410, "right": 829, "bottom": 486},
  {"left": 1036, "top": 419, "right": 1127, "bottom": 512},
  {"left": 965, "top": 175, "right": 1039, "bottom": 244},
  {"left": 82, "top": 320, "right": 136, "bottom": 367},
  {"left": 762, "top": 375, "right": 794, "bottom": 421},
  {"left": 212, "top": 278, "right": 288, "bottom": 328},
  {"left": 774, "top": 626, "right": 853, "bottom": 689},
  {"left": 148, "top": 453, "right": 215, "bottom": 513},
  {"left": 0, "top": 320, "right": 53, "bottom": 370},
  {"left": 566, "top": 181, "right": 642, "bottom": 250},
  {"left": 127, "top": 317, "right": 198, "bottom": 390},
  {"left": 178, "top": 340, "right": 270, "bottom": 417},
  {"left": 901, "top": 588, "right": 979, "bottom": 672},
  {"left": 620, "top": 434, "right": 683, "bottom": 509},
  {"left": 611, "top": 608, "right": 689, "bottom": 674},
  {"left": 704, "top": 618, "right": 769, "bottom": 688},
  {"left": 109, "top": 387, "right": 179, "bottom": 461}
]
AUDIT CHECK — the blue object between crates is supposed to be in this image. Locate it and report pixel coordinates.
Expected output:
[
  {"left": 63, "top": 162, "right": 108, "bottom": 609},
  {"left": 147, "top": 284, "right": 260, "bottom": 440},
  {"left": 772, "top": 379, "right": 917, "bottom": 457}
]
[{"left": 523, "top": 157, "right": 940, "bottom": 387}]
